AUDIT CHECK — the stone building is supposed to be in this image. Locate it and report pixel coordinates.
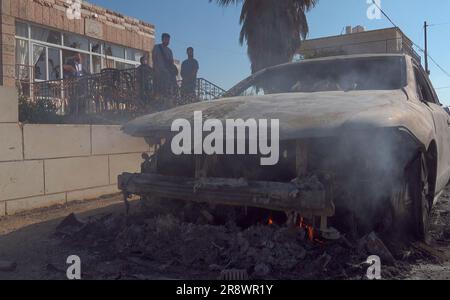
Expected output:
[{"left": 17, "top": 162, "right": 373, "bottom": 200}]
[
  {"left": 0, "top": 0, "right": 155, "bottom": 88},
  {"left": 298, "top": 27, "right": 421, "bottom": 63}
]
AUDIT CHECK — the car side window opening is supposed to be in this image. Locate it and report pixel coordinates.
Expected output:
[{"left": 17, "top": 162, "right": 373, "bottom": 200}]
[{"left": 414, "top": 66, "right": 436, "bottom": 104}]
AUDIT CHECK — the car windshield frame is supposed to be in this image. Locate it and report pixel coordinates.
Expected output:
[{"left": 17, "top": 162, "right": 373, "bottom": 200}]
[{"left": 225, "top": 55, "right": 407, "bottom": 97}]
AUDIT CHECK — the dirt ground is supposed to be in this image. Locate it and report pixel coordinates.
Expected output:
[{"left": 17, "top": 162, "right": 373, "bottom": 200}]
[
  {"left": 0, "top": 195, "right": 130, "bottom": 280},
  {"left": 1, "top": 188, "right": 450, "bottom": 280}
]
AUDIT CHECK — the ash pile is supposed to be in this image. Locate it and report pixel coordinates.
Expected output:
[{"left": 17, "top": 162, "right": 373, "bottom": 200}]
[{"left": 55, "top": 198, "right": 441, "bottom": 280}]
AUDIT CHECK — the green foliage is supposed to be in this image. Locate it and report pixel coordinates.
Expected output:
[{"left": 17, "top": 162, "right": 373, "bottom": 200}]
[
  {"left": 210, "top": 0, "right": 318, "bottom": 73},
  {"left": 18, "top": 95, "right": 63, "bottom": 124}
]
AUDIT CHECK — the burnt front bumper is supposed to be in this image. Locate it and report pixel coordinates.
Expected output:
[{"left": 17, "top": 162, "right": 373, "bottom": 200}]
[{"left": 118, "top": 173, "right": 335, "bottom": 217}]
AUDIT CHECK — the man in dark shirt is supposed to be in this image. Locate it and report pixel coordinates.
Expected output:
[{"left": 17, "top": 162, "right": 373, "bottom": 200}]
[
  {"left": 181, "top": 47, "right": 199, "bottom": 101},
  {"left": 136, "top": 55, "right": 154, "bottom": 104},
  {"left": 152, "top": 33, "right": 178, "bottom": 100},
  {"left": 63, "top": 53, "right": 89, "bottom": 115}
]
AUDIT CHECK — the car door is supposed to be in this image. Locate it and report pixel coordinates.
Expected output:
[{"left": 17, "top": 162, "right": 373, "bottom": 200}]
[{"left": 413, "top": 64, "right": 450, "bottom": 194}]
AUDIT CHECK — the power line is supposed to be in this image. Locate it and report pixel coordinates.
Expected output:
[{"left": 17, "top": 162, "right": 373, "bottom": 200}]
[
  {"left": 371, "top": 0, "right": 450, "bottom": 79},
  {"left": 425, "top": 53, "right": 450, "bottom": 77},
  {"left": 413, "top": 46, "right": 450, "bottom": 77},
  {"left": 370, "top": 0, "right": 400, "bottom": 29},
  {"left": 428, "top": 21, "right": 450, "bottom": 27},
  {"left": 436, "top": 86, "right": 450, "bottom": 90}
]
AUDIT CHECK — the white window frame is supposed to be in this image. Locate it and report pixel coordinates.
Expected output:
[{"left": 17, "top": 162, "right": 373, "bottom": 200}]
[{"left": 15, "top": 21, "right": 143, "bottom": 82}]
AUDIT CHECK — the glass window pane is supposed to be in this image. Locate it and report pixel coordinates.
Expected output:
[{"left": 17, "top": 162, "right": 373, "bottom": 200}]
[
  {"left": 31, "top": 26, "right": 61, "bottom": 45},
  {"left": 48, "top": 48, "right": 61, "bottom": 80},
  {"left": 104, "top": 58, "right": 116, "bottom": 69},
  {"left": 16, "top": 39, "right": 30, "bottom": 80},
  {"left": 33, "top": 45, "right": 47, "bottom": 81},
  {"left": 63, "top": 33, "right": 89, "bottom": 51},
  {"left": 92, "top": 55, "right": 102, "bottom": 74},
  {"left": 104, "top": 44, "right": 125, "bottom": 59},
  {"left": 91, "top": 41, "right": 102, "bottom": 54},
  {"left": 126, "top": 48, "right": 144, "bottom": 62},
  {"left": 15, "top": 39, "right": 29, "bottom": 65},
  {"left": 15, "top": 22, "right": 28, "bottom": 38}
]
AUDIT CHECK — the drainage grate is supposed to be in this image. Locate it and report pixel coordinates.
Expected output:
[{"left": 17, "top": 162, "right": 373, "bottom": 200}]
[{"left": 219, "top": 269, "right": 249, "bottom": 281}]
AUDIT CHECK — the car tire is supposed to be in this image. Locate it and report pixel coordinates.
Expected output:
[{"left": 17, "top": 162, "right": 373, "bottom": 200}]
[
  {"left": 409, "top": 153, "right": 432, "bottom": 244},
  {"left": 392, "top": 152, "right": 432, "bottom": 243}
]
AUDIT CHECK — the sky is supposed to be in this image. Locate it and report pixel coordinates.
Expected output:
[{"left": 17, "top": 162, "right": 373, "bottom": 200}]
[{"left": 90, "top": 0, "right": 450, "bottom": 105}]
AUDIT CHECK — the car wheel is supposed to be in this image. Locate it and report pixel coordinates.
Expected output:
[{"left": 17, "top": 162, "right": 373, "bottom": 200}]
[
  {"left": 410, "top": 153, "right": 432, "bottom": 244},
  {"left": 392, "top": 152, "right": 432, "bottom": 243}
]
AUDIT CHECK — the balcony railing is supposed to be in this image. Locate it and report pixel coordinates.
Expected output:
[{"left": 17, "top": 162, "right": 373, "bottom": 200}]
[{"left": 16, "top": 66, "right": 226, "bottom": 121}]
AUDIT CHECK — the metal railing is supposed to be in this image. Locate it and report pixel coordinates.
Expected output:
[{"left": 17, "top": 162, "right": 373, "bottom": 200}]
[
  {"left": 30, "top": 68, "right": 139, "bottom": 116},
  {"left": 194, "top": 78, "right": 227, "bottom": 101},
  {"left": 17, "top": 65, "right": 226, "bottom": 119}
]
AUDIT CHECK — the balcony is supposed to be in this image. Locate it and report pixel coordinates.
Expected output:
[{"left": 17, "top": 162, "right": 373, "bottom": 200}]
[{"left": 16, "top": 65, "right": 226, "bottom": 124}]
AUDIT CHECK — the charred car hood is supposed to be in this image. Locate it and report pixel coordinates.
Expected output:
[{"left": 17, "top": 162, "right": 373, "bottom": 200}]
[{"left": 123, "top": 90, "right": 427, "bottom": 141}]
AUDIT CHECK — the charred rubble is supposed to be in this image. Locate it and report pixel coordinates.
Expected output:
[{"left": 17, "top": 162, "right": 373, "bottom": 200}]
[{"left": 55, "top": 195, "right": 442, "bottom": 280}]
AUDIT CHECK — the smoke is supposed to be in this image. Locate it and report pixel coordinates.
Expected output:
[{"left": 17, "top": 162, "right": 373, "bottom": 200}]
[
  {"left": 237, "top": 56, "right": 404, "bottom": 95},
  {"left": 326, "top": 129, "right": 418, "bottom": 231}
]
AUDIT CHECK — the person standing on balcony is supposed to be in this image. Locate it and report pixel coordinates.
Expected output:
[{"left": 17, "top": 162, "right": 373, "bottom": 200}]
[
  {"left": 152, "top": 33, "right": 179, "bottom": 104},
  {"left": 137, "top": 55, "right": 154, "bottom": 104},
  {"left": 63, "top": 53, "right": 88, "bottom": 79},
  {"left": 63, "top": 53, "right": 89, "bottom": 115},
  {"left": 181, "top": 47, "right": 199, "bottom": 102}
]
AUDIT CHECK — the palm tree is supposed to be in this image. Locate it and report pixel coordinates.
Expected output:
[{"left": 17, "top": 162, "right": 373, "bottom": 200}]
[{"left": 211, "top": 0, "right": 317, "bottom": 73}]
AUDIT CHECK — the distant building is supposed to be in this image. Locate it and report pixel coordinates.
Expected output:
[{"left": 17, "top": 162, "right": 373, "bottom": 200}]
[
  {"left": 298, "top": 26, "right": 421, "bottom": 63},
  {"left": 0, "top": 0, "right": 155, "bottom": 88}
]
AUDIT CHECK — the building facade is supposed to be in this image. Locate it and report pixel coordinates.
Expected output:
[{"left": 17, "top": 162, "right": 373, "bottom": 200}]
[
  {"left": 298, "top": 27, "right": 421, "bottom": 63},
  {"left": 0, "top": 0, "right": 155, "bottom": 88}
]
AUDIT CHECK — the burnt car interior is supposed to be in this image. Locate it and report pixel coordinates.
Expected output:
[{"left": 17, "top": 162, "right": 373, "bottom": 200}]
[{"left": 238, "top": 56, "right": 406, "bottom": 96}]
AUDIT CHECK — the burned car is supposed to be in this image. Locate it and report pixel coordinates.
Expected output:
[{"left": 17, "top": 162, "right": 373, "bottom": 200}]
[{"left": 119, "top": 54, "right": 450, "bottom": 242}]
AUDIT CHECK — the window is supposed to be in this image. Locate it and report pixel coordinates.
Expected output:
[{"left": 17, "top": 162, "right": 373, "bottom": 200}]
[
  {"left": 31, "top": 26, "right": 61, "bottom": 45},
  {"left": 91, "top": 41, "right": 102, "bottom": 54},
  {"left": 15, "top": 40, "right": 29, "bottom": 81},
  {"left": 414, "top": 67, "right": 436, "bottom": 103},
  {"left": 15, "top": 22, "right": 144, "bottom": 81},
  {"left": 16, "top": 22, "right": 28, "bottom": 38},
  {"left": 104, "top": 44, "right": 125, "bottom": 59},
  {"left": 92, "top": 56, "right": 102, "bottom": 74},
  {"left": 104, "top": 58, "right": 116, "bottom": 69},
  {"left": 48, "top": 47, "right": 61, "bottom": 80},
  {"left": 33, "top": 45, "right": 47, "bottom": 81},
  {"left": 63, "top": 33, "right": 89, "bottom": 51},
  {"left": 127, "top": 48, "right": 144, "bottom": 62},
  {"left": 15, "top": 40, "right": 29, "bottom": 66}
]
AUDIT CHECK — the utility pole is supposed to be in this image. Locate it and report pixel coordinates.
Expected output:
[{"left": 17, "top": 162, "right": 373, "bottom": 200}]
[{"left": 424, "top": 21, "right": 430, "bottom": 75}]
